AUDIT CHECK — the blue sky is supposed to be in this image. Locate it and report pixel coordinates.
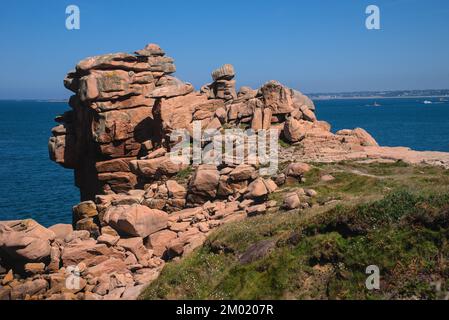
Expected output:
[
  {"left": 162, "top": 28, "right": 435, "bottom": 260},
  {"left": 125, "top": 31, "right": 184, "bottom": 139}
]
[{"left": 0, "top": 0, "right": 448, "bottom": 99}]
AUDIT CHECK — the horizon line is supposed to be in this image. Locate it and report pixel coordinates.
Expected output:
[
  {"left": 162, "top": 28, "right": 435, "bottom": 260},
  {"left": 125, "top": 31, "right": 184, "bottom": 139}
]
[{"left": 1, "top": 88, "right": 449, "bottom": 102}]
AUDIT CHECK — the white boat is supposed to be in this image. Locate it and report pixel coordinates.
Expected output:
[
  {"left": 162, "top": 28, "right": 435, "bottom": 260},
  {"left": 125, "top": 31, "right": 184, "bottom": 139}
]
[
  {"left": 366, "top": 101, "right": 381, "bottom": 107},
  {"left": 423, "top": 100, "right": 432, "bottom": 104}
]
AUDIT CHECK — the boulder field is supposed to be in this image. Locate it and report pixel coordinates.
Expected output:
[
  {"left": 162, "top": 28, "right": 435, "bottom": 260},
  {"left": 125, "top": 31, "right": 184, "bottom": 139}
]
[{"left": 2, "top": 43, "right": 449, "bottom": 300}]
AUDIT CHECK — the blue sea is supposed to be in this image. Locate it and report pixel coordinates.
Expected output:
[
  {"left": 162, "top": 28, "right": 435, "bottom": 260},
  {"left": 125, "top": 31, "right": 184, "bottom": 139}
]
[
  {"left": 315, "top": 98, "right": 449, "bottom": 152},
  {"left": 0, "top": 101, "right": 78, "bottom": 227},
  {"left": 0, "top": 98, "right": 448, "bottom": 227}
]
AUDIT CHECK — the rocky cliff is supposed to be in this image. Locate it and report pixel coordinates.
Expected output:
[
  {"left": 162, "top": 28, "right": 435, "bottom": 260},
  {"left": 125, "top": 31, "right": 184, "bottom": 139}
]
[
  {"left": 48, "top": 43, "right": 377, "bottom": 202},
  {"left": 4, "top": 43, "right": 447, "bottom": 300}
]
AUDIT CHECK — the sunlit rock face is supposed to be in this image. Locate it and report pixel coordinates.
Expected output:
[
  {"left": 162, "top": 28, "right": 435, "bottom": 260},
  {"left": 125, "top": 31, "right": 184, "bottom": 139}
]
[{"left": 49, "top": 43, "right": 374, "bottom": 201}]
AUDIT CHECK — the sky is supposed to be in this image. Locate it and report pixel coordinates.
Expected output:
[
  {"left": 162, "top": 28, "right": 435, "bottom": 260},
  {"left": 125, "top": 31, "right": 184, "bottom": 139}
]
[{"left": 0, "top": 0, "right": 448, "bottom": 99}]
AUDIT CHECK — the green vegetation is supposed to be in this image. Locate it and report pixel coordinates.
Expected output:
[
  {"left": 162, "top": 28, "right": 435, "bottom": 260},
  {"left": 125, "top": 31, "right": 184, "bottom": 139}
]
[
  {"left": 278, "top": 139, "right": 291, "bottom": 149},
  {"left": 141, "top": 161, "right": 449, "bottom": 300},
  {"left": 173, "top": 167, "right": 194, "bottom": 183}
]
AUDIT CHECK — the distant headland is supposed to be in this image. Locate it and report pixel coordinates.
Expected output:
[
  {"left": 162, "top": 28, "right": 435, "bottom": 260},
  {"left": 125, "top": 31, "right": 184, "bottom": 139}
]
[{"left": 309, "top": 89, "right": 449, "bottom": 100}]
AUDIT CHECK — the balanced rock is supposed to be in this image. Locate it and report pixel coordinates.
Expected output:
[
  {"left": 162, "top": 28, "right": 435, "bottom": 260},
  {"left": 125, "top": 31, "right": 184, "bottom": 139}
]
[
  {"left": 209, "top": 64, "right": 237, "bottom": 101},
  {"left": 212, "top": 64, "right": 235, "bottom": 81}
]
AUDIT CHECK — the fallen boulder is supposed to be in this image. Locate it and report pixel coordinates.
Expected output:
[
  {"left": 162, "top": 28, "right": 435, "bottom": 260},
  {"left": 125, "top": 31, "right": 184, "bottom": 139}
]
[
  {"left": 103, "top": 204, "right": 168, "bottom": 238},
  {"left": 0, "top": 220, "right": 55, "bottom": 263},
  {"left": 188, "top": 165, "right": 220, "bottom": 202},
  {"left": 282, "top": 193, "right": 301, "bottom": 210},
  {"left": 284, "top": 162, "right": 311, "bottom": 179},
  {"left": 245, "top": 178, "right": 268, "bottom": 199}
]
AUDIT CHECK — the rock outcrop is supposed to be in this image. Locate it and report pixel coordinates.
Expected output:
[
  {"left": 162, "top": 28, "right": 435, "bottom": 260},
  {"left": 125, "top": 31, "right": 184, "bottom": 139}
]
[
  {"left": 9, "top": 42, "right": 444, "bottom": 300},
  {"left": 50, "top": 44, "right": 177, "bottom": 200},
  {"left": 48, "top": 43, "right": 336, "bottom": 202},
  {"left": 27, "top": 42, "right": 385, "bottom": 300}
]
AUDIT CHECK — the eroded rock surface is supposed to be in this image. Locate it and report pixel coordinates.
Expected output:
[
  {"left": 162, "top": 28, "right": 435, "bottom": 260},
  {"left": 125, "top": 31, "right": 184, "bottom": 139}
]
[{"left": 3, "top": 42, "right": 448, "bottom": 300}]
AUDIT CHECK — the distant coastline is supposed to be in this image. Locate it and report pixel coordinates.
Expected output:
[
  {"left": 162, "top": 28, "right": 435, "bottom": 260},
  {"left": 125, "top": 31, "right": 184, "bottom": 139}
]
[
  {"left": 2, "top": 89, "right": 449, "bottom": 103},
  {"left": 308, "top": 89, "right": 449, "bottom": 101},
  {"left": 37, "top": 99, "right": 69, "bottom": 103},
  {"left": 312, "top": 95, "right": 449, "bottom": 101}
]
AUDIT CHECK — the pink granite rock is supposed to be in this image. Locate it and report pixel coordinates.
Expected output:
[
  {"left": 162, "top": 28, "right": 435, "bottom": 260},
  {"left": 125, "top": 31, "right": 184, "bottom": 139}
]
[{"left": 103, "top": 204, "right": 168, "bottom": 238}]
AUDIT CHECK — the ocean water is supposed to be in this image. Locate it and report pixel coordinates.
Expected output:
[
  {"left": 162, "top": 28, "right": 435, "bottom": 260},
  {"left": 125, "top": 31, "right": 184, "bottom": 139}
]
[
  {"left": 0, "top": 98, "right": 448, "bottom": 227},
  {"left": 315, "top": 98, "right": 449, "bottom": 152},
  {"left": 0, "top": 101, "right": 78, "bottom": 227}
]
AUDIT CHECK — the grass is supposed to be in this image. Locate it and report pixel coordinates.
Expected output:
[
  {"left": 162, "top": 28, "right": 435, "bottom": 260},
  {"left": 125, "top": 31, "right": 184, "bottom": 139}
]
[
  {"left": 140, "top": 161, "right": 449, "bottom": 300},
  {"left": 278, "top": 139, "right": 291, "bottom": 149},
  {"left": 173, "top": 167, "right": 194, "bottom": 183}
]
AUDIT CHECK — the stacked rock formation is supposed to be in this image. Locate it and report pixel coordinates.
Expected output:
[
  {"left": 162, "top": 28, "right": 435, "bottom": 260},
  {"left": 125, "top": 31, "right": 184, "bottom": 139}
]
[
  {"left": 0, "top": 43, "right": 384, "bottom": 300},
  {"left": 49, "top": 44, "right": 181, "bottom": 200},
  {"left": 201, "top": 64, "right": 237, "bottom": 101},
  {"left": 49, "top": 43, "right": 339, "bottom": 203}
]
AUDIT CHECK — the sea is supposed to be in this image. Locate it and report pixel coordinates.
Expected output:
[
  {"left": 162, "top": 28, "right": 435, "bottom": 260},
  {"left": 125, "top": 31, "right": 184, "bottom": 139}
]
[{"left": 0, "top": 98, "right": 448, "bottom": 227}]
